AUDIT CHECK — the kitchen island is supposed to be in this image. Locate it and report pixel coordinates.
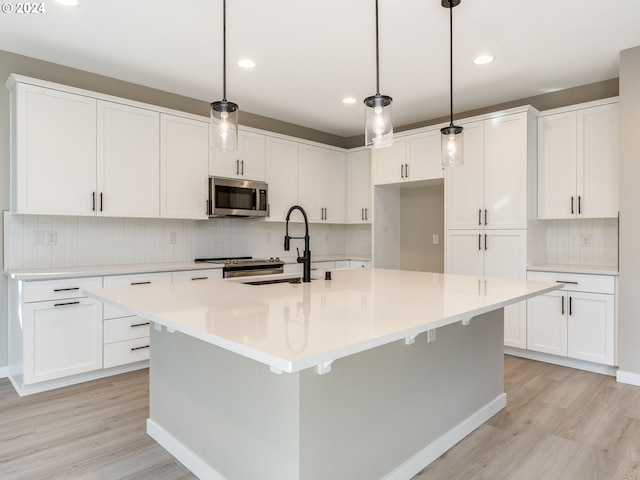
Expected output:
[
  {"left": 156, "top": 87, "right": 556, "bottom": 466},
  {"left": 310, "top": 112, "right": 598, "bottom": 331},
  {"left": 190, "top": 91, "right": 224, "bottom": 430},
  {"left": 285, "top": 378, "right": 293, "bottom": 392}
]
[{"left": 85, "top": 268, "right": 559, "bottom": 480}]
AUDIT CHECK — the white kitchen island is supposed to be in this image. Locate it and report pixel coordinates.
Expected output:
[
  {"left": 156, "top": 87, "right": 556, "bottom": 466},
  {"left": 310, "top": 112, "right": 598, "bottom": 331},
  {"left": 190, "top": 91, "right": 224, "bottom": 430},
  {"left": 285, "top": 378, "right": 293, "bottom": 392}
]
[{"left": 85, "top": 268, "right": 559, "bottom": 480}]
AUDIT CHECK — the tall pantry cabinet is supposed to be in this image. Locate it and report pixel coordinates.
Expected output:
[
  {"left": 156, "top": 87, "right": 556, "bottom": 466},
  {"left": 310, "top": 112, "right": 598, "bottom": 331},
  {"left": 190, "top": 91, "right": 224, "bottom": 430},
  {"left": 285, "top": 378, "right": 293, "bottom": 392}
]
[{"left": 445, "top": 106, "right": 539, "bottom": 348}]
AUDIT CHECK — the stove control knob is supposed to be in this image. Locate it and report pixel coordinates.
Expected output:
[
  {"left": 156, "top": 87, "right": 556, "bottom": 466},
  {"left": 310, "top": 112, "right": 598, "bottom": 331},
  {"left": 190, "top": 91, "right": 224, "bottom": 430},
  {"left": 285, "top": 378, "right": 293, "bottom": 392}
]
[
  {"left": 275, "top": 257, "right": 281, "bottom": 262},
  {"left": 269, "top": 257, "right": 274, "bottom": 262}
]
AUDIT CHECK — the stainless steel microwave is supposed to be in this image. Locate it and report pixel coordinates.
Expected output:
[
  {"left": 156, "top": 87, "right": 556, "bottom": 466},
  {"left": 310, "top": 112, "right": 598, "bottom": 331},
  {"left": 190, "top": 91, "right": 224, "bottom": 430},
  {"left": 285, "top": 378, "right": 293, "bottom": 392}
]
[{"left": 208, "top": 177, "right": 269, "bottom": 218}]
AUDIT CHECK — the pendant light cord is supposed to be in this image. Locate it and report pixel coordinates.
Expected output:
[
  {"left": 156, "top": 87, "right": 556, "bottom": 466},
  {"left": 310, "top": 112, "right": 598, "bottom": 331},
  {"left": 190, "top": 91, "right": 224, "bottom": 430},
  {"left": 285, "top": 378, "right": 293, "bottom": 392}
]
[
  {"left": 222, "top": 0, "right": 227, "bottom": 102},
  {"left": 448, "top": 0, "right": 453, "bottom": 127},
  {"left": 375, "top": 0, "right": 380, "bottom": 95}
]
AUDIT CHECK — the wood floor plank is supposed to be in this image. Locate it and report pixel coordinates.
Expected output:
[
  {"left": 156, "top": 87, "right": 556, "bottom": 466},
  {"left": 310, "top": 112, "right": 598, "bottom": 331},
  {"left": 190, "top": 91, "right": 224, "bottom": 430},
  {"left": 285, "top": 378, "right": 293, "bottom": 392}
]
[{"left": 2, "top": 355, "right": 640, "bottom": 479}]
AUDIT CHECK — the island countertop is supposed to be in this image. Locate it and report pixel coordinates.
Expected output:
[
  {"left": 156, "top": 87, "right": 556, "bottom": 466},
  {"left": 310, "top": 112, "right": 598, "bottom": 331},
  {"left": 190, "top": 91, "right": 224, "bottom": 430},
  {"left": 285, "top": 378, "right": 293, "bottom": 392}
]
[{"left": 84, "top": 268, "right": 560, "bottom": 374}]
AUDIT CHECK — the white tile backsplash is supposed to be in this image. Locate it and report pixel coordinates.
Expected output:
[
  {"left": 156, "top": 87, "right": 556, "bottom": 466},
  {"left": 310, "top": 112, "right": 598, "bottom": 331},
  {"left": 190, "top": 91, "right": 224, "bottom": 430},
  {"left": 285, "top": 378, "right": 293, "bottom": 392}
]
[
  {"left": 543, "top": 218, "right": 618, "bottom": 267},
  {"left": 3, "top": 212, "right": 371, "bottom": 270}
]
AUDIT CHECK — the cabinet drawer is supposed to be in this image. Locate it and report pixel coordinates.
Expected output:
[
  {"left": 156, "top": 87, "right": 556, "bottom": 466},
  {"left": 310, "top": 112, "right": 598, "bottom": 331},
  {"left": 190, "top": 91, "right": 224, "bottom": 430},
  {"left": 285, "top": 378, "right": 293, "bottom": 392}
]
[
  {"left": 103, "top": 337, "right": 150, "bottom": 369},
  {"left": 171, "top": 269, "right": 222, "bottom": 282},
  {"left": 23, "top": 276, "right": 103, "bottom": 303},
  {"left": 527, "top": 271, "right": 615, "bottom": 294},
  {"left": 103, "top": 272, "right": 171, "bottom": 319},
  {"left": 104, "top": 316, "right": 151, "bottom": 344}
]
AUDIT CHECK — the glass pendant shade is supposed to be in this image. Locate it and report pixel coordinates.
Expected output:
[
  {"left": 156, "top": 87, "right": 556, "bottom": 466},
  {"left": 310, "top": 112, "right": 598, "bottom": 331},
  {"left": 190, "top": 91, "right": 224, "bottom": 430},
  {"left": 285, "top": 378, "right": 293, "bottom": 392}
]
[
  {"left": 211, "top": 100, "right": 238, "bottom": 152},
  {"left": 440, "top": 125, "right": 464, "bottom": 166},
  {"left": 364, "top": 94, "right": 393, "bottom": 149}
]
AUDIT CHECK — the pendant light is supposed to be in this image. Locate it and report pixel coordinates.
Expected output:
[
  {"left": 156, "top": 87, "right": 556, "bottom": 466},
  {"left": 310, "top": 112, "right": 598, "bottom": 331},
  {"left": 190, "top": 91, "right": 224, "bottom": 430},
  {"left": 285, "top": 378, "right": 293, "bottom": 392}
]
[
  {"left": 211, "top": 0, "right": 238, "bottom": 152},
  {"left": 364, "top": 0, "right": 393, "bottom": 149},
  {"left": 440, "top": 0, "right": 463, "bottom": 166}
]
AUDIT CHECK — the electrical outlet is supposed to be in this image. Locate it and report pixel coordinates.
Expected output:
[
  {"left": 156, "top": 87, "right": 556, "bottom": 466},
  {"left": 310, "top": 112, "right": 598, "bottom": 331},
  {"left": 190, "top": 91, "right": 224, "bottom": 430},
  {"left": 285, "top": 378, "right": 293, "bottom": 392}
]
[
  {"left": 427, "top": 329, "right": 437, "bottom": 343},
  {"left": 168, "top": 232, "right": 177, "bottom": 244},
  {"left": 34, "top": 231, "right": 44, "bottom": 246},
  {"left": 47, "top": 231, "right": 57, "bottom": 245},
  {"left": 432, "top": 234, "right": 440, "bottom": 245},
  {"left": 581, "top": 234, "right": 592, "bottom": 247}
]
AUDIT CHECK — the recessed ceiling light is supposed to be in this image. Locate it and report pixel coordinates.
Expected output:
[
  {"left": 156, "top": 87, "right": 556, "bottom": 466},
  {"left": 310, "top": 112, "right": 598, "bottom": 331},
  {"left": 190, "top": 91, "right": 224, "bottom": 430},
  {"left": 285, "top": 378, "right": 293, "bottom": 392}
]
[
  {"left": 237, "top": 59, "right": 256, "bottom": 69},
  {"left": 474, "top": 55, "right": 495, "bottom": 65},
  {"left": 54, "top": 0, "right": 79, "bottom": 6},
  {"left": 342, "top": 97, "right": 357, "bottom": 104}
]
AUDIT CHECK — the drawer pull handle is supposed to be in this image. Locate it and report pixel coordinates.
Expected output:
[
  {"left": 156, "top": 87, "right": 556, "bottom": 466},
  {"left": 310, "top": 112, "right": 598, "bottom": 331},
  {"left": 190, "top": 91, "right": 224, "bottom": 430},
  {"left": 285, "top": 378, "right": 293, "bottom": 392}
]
[
  {"left": 131, "top": 345, "right": 150, "bottom": 351},
  {"left": 191, "top": 277, "right": 208, "bottom": 281},
  {"left": 555, "top": 280, "right": 578, "bottom": 285},
  {"left": 130, "top": 281, "right": 152, "bottom": 285},
  {"left": 130, "top": 322, "right": 150, "bottom": 328},
  {"left": 53, "top": 287, "right": 80, "bottom": 292},
  {"left": 54, "top": 301, "right": 80, "bottom": 307}
]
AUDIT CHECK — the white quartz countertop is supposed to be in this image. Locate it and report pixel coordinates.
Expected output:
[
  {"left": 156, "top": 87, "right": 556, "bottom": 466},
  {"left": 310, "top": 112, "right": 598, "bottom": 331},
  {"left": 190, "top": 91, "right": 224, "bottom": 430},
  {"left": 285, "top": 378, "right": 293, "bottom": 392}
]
[
  {"left": 3, "top": 255, "right": 370, "bottom": 281},
  {"left": 84, "top": 268, "right": 560, "bottom": 374},
  {"left": 527, "top": 264, "right": 619, "bottom": 276}
]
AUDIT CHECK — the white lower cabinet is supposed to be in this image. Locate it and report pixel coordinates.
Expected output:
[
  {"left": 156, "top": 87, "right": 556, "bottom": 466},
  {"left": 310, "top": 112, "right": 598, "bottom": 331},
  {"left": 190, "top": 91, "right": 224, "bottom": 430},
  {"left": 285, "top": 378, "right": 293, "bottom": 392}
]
[
  {"left": 17, "top": 277, "right": 104, "bottom": 385},
  {"left": 102, "top": 272, "right": 171, "bottom": 368},
  {"left": 526, "top": 271, "right": 615, "bottom": 366}
]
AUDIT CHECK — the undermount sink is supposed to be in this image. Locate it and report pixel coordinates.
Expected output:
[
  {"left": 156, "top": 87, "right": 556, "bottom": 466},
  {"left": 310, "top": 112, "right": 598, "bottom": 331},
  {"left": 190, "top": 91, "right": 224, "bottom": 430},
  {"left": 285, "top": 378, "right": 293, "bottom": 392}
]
[{"left": 244, "top": 277, "right": 304, "bottom": 286}]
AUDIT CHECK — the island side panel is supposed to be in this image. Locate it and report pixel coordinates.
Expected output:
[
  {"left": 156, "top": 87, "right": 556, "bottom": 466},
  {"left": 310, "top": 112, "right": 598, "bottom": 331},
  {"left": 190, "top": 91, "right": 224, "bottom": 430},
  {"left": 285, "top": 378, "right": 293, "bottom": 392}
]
[
  {"left": 298, "top": 308, "right": 505, "bottom": 480},
  {"left": 148, "top": 327, "right": 303, "bottom": 480}
]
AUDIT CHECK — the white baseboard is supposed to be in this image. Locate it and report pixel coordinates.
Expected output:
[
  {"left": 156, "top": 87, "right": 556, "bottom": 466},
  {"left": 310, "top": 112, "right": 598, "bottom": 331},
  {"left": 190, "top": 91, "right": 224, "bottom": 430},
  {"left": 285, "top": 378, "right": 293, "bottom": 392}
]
[
  {"left": 616, "top": 370, "right": 640, "bottom": 387},
  {"left": 504, "top": 347, "right": 617, "bottom": 377},
  {"left": 0, "top": 366, "right": 8, "bottom": 379},
  {"left": 147, "top": 393, "right": 507, "bottom": 480},
  {"left": 147, "top": 419, "right": 225, "bottom": 480},
  {"left": 383, "top": 393, "right": 507, "bottom": 480}
]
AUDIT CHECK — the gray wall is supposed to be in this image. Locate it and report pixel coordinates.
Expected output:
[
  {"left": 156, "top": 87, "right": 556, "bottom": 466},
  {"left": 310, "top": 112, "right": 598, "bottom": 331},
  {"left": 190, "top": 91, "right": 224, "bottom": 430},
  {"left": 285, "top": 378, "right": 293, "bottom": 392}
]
[
  {"left": 400, "top": 185, "right": 445, "bottom": 273},
  {"left": 618, "top": 46, "right": 640, "bottom": 377},
  {"left": 0, "top": 48, "right": 624, "bottom": 371}
]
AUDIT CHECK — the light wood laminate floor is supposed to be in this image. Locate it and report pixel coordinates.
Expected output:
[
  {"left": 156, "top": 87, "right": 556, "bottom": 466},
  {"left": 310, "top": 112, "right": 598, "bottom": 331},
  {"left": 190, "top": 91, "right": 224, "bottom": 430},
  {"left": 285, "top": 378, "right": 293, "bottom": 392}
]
[{"left": 1, "top": 355, "right": 639, "bottom": 479}]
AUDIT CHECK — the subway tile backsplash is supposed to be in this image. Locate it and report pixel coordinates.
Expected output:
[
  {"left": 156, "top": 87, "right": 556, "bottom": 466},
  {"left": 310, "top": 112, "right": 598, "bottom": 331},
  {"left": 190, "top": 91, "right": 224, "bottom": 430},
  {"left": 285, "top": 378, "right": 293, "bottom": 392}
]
[
  {"left": 543, "top": 218, "right": 618, "bottom": 267},
  {"left": 3, "top": 212, "right": 371, "bottom": 271}
]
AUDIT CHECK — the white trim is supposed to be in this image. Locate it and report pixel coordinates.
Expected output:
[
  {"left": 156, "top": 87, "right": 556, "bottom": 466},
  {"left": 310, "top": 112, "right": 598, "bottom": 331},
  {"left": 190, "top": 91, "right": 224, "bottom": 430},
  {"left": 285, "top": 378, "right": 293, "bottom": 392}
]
[
  {"left": 146, "top": 394, "right": 507, "bottom": 480},
  {"left": 8, "top": 362, "right": 148, "bottom": 397},
  {"left": 147, "top": 419, "right": 226, "bottom": 480},
  {"left": 616, "top": 370, "right": 640, "bottom": 387},
  {"left": 504, "top": 347, "right": 617, "bottom": 376},
  {"left": 383, "top": 394, "right": 507, "bottom": 480},
  {"left": 0, "top": 366, "right": 8, "bottom": 379}
]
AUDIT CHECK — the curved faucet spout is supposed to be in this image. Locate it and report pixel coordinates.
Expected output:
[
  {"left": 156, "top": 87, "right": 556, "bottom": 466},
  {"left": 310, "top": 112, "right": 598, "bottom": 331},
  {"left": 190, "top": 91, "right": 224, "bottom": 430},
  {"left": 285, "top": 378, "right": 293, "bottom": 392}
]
[{"left": 284, "top": 205, "right": 311, "bottom": 282}]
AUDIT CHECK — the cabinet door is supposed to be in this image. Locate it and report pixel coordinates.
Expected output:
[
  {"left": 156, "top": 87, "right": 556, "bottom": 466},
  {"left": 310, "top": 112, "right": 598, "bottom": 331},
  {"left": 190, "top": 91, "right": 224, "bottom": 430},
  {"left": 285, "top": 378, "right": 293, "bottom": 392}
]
[
  {"left": 484, "top": 113, "right": 528, "bottom": 229},
  {"left": 526, "top": 291, "right": 568, "bottom": 356},
  {"left": 445, "top": 121, "right": 484, "bottom": 229},
  {"left": 160, "top": 114, "right": 209, "bottom": 219},
  {"left": 298, "top": 144, "right": 324, "bottom": 222},
  {"left": 372, "top": 139, "right": 406, "bottom": 185},
  {"left": 322, "top": 149, "right": 346, "bottom": 223},
  {"left": 568, "top": 292, "right": 615, "bottom": 365},
  {"left": 23, "top": 298, "right": 103, "bottom": 384},
  {"left": 265, "top": 137, "right": 298, "bottom": 221},
  {"left": 209, "top": 130, "right": 266, "bottom": 181},
  {"left": 445, "top": 230, "right": 483, "bottom": 276},
  {"left": 97, "top": 101, "right": 160, "bottom": 218},
  {"left": 13, "top": 83, "right": 97, "bottom": 215},
  {"left": 577, "top": 103, "right": 619, "bottom": 218},
  {"left": 346, "top": 149, "right": 372, "bottom": 223},
  {"left": 483, "top": 230, "right": 527, "bottom": 348},
  {"left": 406, "top": 129, "right": 443, "bottom": 181},
  {"left": 537, "top": 112, "right": 577, "bottom": 219}
]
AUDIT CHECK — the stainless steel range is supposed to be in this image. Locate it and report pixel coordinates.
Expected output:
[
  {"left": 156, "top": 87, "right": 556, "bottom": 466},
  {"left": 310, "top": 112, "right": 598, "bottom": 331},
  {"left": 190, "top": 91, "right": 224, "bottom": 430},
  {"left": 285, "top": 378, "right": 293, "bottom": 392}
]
[{"left": 195, "top": 257, "right": 284, "bottom": 278}]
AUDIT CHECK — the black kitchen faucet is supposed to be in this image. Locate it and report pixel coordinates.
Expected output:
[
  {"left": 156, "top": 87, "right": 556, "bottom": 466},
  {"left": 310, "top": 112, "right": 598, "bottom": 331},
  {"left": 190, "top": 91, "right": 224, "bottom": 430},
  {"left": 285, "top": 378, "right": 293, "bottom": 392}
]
[{"left": 284, "top": 205, "right": 311, "bottom": 283}]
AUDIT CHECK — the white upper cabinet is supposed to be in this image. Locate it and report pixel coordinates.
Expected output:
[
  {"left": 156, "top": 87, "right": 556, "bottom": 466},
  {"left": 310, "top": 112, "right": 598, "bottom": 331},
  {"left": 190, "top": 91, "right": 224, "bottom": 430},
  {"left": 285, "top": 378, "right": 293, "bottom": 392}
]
[
  {"left": 97, "top": 101, "right": 160, "bottom": 218},
  {"left": 298, "top": 144, "right": 345, "bottom": 223},
  {"left": 209, "top": 129, "right": 266, "bottom": 181},
  {"left": 9, "top": 82, "right": 98, "bottom": 215},
  {"left": 372, "top": 128, "right": 442, "bottom": 185},
  {"left": 160, "top": 114, "right": 209, "bottom": 220},
  {"left": 346, "top": 149, "right": 371, "bottom": 223},
  {"left": 538, "top": 100, "right": 619, "bottom": 219},
  {"left": 446, "top": 110, "right": 532, "bottom": 230},
  {"left": 265, "top": 137, "right": 298, "bottom": 222}
]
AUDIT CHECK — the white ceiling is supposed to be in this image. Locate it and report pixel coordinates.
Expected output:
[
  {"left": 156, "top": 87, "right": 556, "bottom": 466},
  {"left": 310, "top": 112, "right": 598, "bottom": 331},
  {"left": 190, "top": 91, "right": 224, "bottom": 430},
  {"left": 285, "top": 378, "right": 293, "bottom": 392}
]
[{"left": 2, "top": 0, "right": 640, "bottom": 138}]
